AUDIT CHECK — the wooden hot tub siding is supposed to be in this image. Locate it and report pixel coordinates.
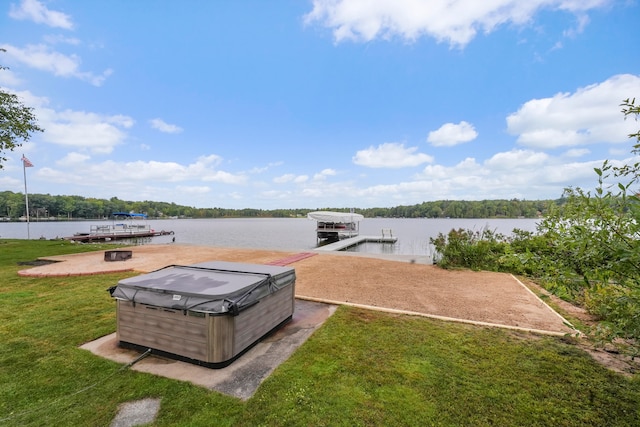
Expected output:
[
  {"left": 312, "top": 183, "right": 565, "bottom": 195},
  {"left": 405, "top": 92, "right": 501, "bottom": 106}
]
[{"left": 116, "top": 282, "right": 295, "bottom": 367}]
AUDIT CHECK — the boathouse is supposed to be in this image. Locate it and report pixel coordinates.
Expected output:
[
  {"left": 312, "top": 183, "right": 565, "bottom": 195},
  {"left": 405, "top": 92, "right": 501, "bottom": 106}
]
[{"left": 307, "top": 211, "right": 364, "bottom": 241}]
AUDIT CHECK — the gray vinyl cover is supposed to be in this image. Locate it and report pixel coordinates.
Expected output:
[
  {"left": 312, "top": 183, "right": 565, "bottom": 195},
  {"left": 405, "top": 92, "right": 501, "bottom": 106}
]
[{"left": 111, "top": 261, "right": 295, "bottom": 315}]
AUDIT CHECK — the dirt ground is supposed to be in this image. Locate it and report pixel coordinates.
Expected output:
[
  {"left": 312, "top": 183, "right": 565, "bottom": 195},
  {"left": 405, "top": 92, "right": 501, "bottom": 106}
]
[
  {"left": 19, "top": 243, "right": 572, "bottom": 334},
  {"left": 18, "top": 243, "right": 638, "bottom": 374}
]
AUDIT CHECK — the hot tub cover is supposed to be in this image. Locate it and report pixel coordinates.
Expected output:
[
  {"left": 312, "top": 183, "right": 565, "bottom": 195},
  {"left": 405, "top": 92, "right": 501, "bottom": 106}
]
[{"left": 110, "top": 261, "right": 295, "bottom": 315}]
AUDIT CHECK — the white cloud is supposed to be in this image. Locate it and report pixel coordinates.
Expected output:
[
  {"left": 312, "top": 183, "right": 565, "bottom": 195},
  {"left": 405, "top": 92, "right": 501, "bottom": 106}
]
[
  {"left": 507, "top": 74, "right": 640, "bottom": 149},
  {"left": 551, "top": 41, "right": 563, "bottom": 51},
  {"left": 563, "top": 14, "right": 590, "bottom": 38},
  {"left": 409, "top": 149, "right": 604, "bottom": 200},
  {"left": 313, "top": 168, "right": 337, "bottom": 180},
  {"left": 195, "top": 155, "right": 248, "bottom": 184},
  {"left": 56, "top": 152, "right": 91, "bottom": 166},
  {"left": 149, "top": 118, "right": 183, "bottom": 134},
  {"left": 0, "top": 174, "right": 22, "bottom": 189},
  {"left": 484, "top": 149, "right": 549, "bottom": 169},
  {"left": 43, "top": 34, "right": 81, "bottom": 45},
  {"left": 176, "top": 185, "right": 211, "bottom": 194},
  {"left": 39, "top": 155, "right": 247, "bottom": 188},
  {"left": 609, "top": 147, "right": 628, "bottom": 156},
  {"left": 304, "top": 0, "right": 608, "bottom": 47},
  {"left": 274, "top": 173, "right": 310, "bottom": 184},
  {"left": 353, "top": 142, "right": 433, "bottom": 168},
  {"left": 274, "top": 173, "right": 296, "bottom": 184},
  {"left": 9, "top": 0, "right": 73, "bottom": 30},
  {"left": 258, "top": 189, "right": 292, "bottom": 200},
  {"left": 416, "top": 157, "right": 563, "bottom": 200},
  {"left": 0, "top": 43, "right": 112, "bottom": 86},
  {"left": 33, "top": 99, "right": 135, "bottom": 154},
  {"left": 249, "top": 161, "right": 283, "bottom": 174},
  {"left": 0, "top": 68, "right": 22, "bottom": 86},
  {"left": 299, "top": 180, "right": 359, "bottom": 200},
  {"left": 564, "top": 148, "right": 590, "bottom": 157},
  {"left": 200, "top": 170, "right": 247, "bottom": 184},
  {"left": 428, "top": 121, "right": 478, "bottom": 147}
]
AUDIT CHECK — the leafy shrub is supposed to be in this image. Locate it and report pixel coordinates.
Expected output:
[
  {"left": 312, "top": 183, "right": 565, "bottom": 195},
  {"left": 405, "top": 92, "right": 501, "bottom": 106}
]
[
  {"left": 585, "top": 284, "right": 640, "bottom": 357},
  {"left": 430, "top": 98, "right": 640, "bottom": 355},
  {"left": 430, "top": 227, "right": 510, "bottom": 271}
]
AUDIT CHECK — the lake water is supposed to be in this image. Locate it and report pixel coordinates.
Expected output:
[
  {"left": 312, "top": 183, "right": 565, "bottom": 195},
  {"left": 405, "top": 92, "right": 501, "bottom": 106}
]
[{"left": 0, "top": 217, "right": 540, "bottom": 257}]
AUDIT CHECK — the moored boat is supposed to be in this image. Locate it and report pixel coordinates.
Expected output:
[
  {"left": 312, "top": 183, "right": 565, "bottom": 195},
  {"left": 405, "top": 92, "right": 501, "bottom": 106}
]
[
  {"left": 65, "top": 212, "right": 174, "bottom": 242},
  {"left": 307, "top": 211, "right": 364, "bottom": 241}
]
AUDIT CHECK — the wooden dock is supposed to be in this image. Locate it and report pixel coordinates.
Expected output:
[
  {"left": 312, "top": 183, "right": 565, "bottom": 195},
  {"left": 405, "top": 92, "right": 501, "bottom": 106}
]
[
  {"left": 315, "top": 235, "right": 398, "bottom": 252},
  {"left": 65, "top": 230, "right": 174, "bottom": 242}
]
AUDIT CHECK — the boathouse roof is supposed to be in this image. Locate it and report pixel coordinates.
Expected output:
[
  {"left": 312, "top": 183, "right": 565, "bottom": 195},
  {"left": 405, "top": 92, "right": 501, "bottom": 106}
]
[{"left": 307, "top": 211, "right": 364, "bottom": 223}]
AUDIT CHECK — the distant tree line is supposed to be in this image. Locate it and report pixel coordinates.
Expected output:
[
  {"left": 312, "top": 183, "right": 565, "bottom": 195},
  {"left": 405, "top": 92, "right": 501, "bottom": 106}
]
[{"left": 0, "top": 190, "right": 560, "bottom": 221}]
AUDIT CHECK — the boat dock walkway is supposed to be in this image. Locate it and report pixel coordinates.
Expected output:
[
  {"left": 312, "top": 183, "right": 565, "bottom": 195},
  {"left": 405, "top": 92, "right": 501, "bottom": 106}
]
[
  {"left": 65, "top": 230, "right": 174, "bottom": 242},
  {"left": 315, "top": 235, "right": 398, "bottom": 252}
]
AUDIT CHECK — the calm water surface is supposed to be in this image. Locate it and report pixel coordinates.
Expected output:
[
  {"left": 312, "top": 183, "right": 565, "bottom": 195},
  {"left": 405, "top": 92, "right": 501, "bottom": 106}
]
[{"left": 0, "top": 217, "right": 540, "bottom": 256}]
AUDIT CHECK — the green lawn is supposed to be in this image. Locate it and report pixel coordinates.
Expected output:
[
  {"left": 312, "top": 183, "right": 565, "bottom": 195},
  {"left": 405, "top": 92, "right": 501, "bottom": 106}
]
[{"left": 1, "top": 239, "right": 638, "bottom": 426}]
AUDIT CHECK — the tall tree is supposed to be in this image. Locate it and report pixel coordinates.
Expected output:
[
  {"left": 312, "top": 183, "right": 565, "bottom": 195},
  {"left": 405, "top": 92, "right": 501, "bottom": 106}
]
[{"left": 0, "top": 50, "right": 43, "bottom": 169}]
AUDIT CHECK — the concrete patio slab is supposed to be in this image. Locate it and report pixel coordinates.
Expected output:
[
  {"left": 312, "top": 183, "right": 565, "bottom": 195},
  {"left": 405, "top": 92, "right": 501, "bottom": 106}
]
[{"left": 81, "top": 299, "right": 337, "bottom": 400}]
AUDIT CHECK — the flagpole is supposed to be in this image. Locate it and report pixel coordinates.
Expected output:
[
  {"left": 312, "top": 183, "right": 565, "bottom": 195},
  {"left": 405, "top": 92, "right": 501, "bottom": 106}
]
[{"left": 22, "top": 155, "right": 30, "bottom": 239}]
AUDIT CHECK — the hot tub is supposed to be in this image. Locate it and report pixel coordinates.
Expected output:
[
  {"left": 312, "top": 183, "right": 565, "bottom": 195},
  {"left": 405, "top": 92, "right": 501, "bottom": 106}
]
[{"left": 109, "top": 261, "right": 296, "bottom": 368}]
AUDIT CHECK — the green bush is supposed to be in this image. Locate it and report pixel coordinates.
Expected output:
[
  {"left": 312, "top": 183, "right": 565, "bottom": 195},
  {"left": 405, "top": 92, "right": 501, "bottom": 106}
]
[
  {"left": 429, "top": 99, "right": 640, "bottom": 356},
  {"left": 585, "top": 284, "right": 640, "bottom": 356},
  {"left": 430, "top": 227, "right": 510, "bottom": 271}
]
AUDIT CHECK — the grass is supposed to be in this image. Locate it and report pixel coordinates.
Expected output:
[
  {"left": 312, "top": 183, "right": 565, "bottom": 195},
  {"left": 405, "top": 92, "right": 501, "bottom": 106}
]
[{"left": 1, "top": 239, "right": 639, "bottom": 426}]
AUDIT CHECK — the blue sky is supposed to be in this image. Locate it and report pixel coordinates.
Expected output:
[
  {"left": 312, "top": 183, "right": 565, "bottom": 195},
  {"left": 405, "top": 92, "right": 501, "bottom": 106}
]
[{"left": 1, "top": 0, "right": 639, "bottom": 209}]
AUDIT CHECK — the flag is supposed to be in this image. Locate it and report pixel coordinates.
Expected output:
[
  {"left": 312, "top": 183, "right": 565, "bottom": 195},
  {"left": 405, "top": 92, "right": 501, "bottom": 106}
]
[{"left": 22, "top": 155, "right": 34, "bottom": 168}]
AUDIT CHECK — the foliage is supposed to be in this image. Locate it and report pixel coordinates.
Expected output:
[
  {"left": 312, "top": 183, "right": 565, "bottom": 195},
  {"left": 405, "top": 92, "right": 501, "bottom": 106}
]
[
  {"left": 430, "top": 227, "right": 511, "bottom": 271},
  {"left": 2, "top": 241, "right": 639, "bottom": 425},
  {"left": 534, "top": 98, "right": 640, "bottom": 351},
  {"left": 369, "top": 198, "right": 551, "bottom": 218},
  {"left": 430, "top": 99, "right": 640, "bottom": 356},
  {"left": 0, "top": 190, "right": 556, "bottom": 220},
  {"left": 0, "top": 52, "right": 44, "bottom": 169}
]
